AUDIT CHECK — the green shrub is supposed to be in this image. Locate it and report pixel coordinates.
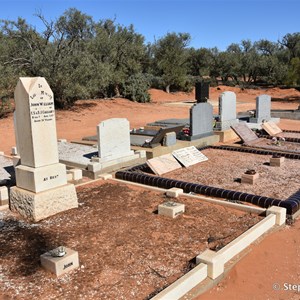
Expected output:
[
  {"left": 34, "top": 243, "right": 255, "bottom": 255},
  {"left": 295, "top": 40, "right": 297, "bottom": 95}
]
[{"left": 122, "top": 73, "right": 151, "bottom": 103}]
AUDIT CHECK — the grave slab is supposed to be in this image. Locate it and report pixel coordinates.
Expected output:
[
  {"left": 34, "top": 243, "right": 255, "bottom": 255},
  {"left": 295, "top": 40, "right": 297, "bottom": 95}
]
[
  {"left": 231, "top": 123, "right": 259, "bottom": 144},
  {"left": 262, "top": 121, "right": 283, "bottom": 136},
  {"left": 146, "top": 153, "right": 182, "bottom": 175},
  {"left": 172, "top": 146, "right": 208, "bottom": 167}
]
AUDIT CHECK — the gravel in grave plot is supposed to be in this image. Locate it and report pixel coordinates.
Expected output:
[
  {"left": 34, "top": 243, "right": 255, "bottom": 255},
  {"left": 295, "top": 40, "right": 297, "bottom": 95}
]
[
  {"left": 0, "top": 181, "right": 261, "bottom": 300},
  {"left": 164, "top": 148, "right": 300, "bottom": 200},
  {"left": 246, "top": 138, "right": 300, "bottom": 153},
  {"left": 281, "top": 132, "right": 300, "bottom": 139}
]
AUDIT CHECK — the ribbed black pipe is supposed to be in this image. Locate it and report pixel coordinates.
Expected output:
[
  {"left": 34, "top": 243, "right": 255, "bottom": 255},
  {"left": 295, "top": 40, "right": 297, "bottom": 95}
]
[
  {"left": 115, "top": 170, "right": 298, "bottom": 215},
  {"left": 283, "top": 129, "right": 300, "bottom": 134},
  {"left": 208, "top": 145, "right": 300, "bottom": 160}
]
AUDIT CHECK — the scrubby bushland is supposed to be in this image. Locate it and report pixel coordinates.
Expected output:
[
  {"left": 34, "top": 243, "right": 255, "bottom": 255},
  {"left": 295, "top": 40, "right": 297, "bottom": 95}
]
[{"left": 0, "top": 8, "right": 299, "bottom": 117}]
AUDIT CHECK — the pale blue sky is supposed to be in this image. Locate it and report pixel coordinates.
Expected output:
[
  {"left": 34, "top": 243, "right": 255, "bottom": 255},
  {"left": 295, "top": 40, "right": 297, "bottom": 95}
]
[{"left": 0, "top": 0, "right": 299, "bottom": 50}]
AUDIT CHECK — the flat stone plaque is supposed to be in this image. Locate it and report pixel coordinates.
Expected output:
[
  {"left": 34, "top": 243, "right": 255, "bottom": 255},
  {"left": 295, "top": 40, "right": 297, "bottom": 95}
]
[
  {"left": 231, "top": 123, "right": 259, "bottom": 144},
  {"left": 146, "top": 153, "right": 182, "bottom": 175},
  {"left": 172, "top": 146, "right": 208, "bottom": 167},
  {"left": 262, "top": 121, "right": 282, "bottom": 136}
]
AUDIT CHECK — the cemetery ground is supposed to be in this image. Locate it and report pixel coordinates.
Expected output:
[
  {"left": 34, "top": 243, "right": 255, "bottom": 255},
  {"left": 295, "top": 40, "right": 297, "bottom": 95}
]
[
  {"left": 0, "top": 180, "right": 261, "bottom": 300},
  {"left": 1, "top": 86, "right": 300, "bottom": 299}
]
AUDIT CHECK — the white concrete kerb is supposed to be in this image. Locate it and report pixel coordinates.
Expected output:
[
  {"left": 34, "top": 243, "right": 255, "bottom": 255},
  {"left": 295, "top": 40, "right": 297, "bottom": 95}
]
[{"left": 196, "top": 214, "right": 276, "bottom": 279}]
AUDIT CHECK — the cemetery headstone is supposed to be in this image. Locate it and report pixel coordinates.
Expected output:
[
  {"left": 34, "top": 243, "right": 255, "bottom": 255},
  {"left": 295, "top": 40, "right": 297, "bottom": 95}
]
[
  {"left": 97, "top": 118, "right": 134, "bottom": 160},
  {"left": 250, "top": 95, "right": 271, "bottom": 123},
  {"left": 262, "top": 121, "right": 282, "bottom": 136},
  {"left": 189, "top": 102, "right": 214, "bottom": 140},
  {"left": 217, "top": 91, "right": 239, "bottom": 130},
  {"left": 10, "top": 77, "right": 78, "bottom": 221},
  {"left": 172, "top": 146, "right": 208, "bottom": 167},
  {"left": 146, "top": 153, "right": 182, "bottom": 175},
  {"left": 195, "top": 82, "right": 209, "bottom": 103},
  {"left": 231, "top": 123, "right": 259, "bottom": 144}
]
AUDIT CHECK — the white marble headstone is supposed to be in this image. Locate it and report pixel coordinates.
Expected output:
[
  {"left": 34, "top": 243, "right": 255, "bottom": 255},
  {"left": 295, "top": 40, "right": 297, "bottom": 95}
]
[
  {"left": 97, "top": 118, "right": 134, "bottom": 161},
  {"left": 256, "top": 94, "right": 271, "bottom": 123},
  {"left": 14, "top": 77, "right": 58, "bottom": 168},
  {"left": 218, "top": 91, "right": 238, "bottom": 130},
  {"left": 219, "top": 91, "right": 237, "bottom": 122}
]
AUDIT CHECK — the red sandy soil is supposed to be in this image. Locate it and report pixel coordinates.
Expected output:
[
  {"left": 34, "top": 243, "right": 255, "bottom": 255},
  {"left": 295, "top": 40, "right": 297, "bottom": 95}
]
[
  {"left": 0, "top": 181, "right": 261, "bottom": 300},
  {"left": 1, "top": 86, "right": 300, "bottom": 299}
]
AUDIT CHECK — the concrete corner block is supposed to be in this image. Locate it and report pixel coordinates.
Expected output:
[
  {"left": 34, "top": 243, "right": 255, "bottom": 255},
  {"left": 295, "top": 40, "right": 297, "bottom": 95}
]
[
  {"left": 0, "top": 151, "right": 4, "bottom": 155},
  {"left": 66, "top": 173, "right": 73, "bottom": 181},
  {"left": 87, "top": 162, "right": 102, "bottom": 172},
  {"left": 270, "top": 157, "right": 285, "bottom": 167},
  {"left": 11, "top": 146, "right": 18, "bottom": 156},
  {"left": 0, "top": 186, "right": 9, "bottom": 205},
  {"left": 135, "top": 150, "right": 146, "bottom": 158},
  {"left": 58, "top": 139, "right": 67, "bottom": 143},
  {"left": 166, "top": 187, "right": 184, "bottom": 198},
  {"left": 98, "top": 173, "right": 113, "bottom": 180},
  {"left": 266, "top": 206, "right": 286, "bottom": 226},
  {"left": 40, "top": 247, "right": 79, "bottom": 277},
  {"left": 67, "top": 169, "right": 82, "bottom": 181},
  {"left": 158, "top": 202, "right": 185, "bottom": 218},
  {"left": 196, "top": 249, "right": 224, "bottom": 279},
  {"left": 241, "top": 173, "right": 259, "bottom": 184}
]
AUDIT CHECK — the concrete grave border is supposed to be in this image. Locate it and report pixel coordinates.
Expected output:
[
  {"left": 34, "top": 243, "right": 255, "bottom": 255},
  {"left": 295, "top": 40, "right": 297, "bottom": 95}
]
[{"left": 110, "top": 178, "right": 284, "bottom": 299}]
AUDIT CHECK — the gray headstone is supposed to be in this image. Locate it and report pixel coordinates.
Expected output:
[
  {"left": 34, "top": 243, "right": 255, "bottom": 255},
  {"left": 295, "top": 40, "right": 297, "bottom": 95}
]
[
  {"left": 255, "top": 94, "right": 271, "bottom": 123},
  {"left": 218, "top": 91, "right": 238, "bottom": 130},
  {"left": 97, "top": 118, "right": 134, "bottom": 160},
  {"left": 189, "top": 102, "right": 214, "bottom": 139},
  {"left": 231, "top": 123, "right": 259, "bottom": 144}
]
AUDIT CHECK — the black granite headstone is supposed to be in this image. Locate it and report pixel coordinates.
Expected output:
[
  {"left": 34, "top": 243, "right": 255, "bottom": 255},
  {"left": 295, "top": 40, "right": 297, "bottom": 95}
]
[{"left": 195, "top": 82, "right": 209, "bottom": 103}]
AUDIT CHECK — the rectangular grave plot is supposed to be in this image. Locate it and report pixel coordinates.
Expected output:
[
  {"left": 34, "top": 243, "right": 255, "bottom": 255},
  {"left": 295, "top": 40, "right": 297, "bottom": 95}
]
[
  {"left": 162, "top": 148, "right": 300, "bottom": 201},
  {"left": 0, "top": 181, "right": 262, "bottom": 300}
]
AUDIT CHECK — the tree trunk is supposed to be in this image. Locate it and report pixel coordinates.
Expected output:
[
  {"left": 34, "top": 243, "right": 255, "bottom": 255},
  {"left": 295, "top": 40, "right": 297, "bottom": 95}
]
[
  {"left": 165, "top": 85, "right": 170, "bottom": 93},
  {"left": 114, "top": 84, "right": 121, "bottom": 97}
]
